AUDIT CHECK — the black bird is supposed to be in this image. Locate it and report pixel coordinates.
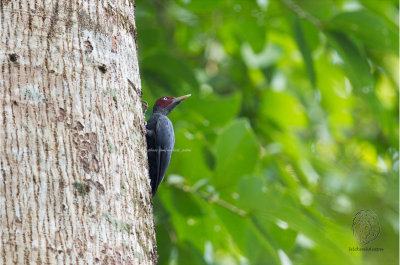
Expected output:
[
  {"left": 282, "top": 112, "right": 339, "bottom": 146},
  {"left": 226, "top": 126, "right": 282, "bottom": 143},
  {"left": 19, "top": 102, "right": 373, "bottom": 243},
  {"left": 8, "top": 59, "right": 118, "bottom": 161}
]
[{"left": 146, "top": 94, "right": 191, "bottom": 196}]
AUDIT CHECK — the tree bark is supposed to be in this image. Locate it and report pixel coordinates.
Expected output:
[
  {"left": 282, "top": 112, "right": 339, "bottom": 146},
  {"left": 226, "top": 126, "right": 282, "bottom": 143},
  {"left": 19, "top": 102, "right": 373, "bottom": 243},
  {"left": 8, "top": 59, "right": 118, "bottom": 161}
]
[{"left": 0, "top": 0, "right": 157, "bottom": 264}]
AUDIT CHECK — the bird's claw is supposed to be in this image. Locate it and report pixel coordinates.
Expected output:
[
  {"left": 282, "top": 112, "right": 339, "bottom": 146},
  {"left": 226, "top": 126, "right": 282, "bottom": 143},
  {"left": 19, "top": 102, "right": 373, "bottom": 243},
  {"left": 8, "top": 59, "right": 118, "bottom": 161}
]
[{"left": 142, "top": 100, "right": 148, "bottom": 114}]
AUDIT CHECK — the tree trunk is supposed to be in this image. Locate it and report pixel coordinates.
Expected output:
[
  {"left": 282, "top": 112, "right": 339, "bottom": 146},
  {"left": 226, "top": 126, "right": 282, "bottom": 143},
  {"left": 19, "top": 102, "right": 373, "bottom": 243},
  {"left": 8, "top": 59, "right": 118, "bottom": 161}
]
[{"left": 0, "top": 0, "right": 157, "bottom": 264}]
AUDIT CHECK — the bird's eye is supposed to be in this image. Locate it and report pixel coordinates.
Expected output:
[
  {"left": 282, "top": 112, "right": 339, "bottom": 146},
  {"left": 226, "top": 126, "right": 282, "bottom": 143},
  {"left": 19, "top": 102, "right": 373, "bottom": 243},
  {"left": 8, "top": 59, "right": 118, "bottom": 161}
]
[{"left": 163, "top": 97, "right": 168, "bottom": 100}]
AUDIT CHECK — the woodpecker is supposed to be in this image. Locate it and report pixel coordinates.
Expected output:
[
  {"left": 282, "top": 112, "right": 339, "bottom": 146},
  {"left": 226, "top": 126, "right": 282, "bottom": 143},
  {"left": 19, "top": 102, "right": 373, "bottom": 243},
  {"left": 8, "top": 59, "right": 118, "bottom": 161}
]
[{"left": 146, "top": 94, "right": 191, "bottom": 196}]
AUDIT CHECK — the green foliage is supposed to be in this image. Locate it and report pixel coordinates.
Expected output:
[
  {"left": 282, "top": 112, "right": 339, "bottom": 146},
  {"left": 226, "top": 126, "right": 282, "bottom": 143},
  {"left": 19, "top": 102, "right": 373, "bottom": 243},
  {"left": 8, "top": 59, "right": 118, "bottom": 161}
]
[
  {"left": 214, "top": 119, "right": 260, "bottom": 189},
  {"left": 137, "top": 0, "right": 399, "bottom": 264}
]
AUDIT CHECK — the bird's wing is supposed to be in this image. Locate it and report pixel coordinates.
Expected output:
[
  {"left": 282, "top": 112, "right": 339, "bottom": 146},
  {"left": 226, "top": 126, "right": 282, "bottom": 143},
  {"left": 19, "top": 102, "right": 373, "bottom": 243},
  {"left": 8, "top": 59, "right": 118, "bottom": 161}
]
[{"left": 154, "top": 116, "right": 175, "bottom": 193}]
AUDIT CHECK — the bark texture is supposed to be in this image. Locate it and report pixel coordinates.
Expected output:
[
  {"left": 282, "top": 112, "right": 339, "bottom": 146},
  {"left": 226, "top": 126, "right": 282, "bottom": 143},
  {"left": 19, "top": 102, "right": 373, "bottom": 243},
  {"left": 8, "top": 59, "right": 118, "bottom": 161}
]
[{"left": 0, "top": 0, "right": 157, "bottom": 264}]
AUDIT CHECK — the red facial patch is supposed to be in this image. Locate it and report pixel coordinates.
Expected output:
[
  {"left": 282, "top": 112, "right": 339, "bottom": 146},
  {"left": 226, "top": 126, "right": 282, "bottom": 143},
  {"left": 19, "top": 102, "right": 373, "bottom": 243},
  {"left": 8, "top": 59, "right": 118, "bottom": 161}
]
[{"left": 155, "top": 96, "right": 175, "bottom": 108}]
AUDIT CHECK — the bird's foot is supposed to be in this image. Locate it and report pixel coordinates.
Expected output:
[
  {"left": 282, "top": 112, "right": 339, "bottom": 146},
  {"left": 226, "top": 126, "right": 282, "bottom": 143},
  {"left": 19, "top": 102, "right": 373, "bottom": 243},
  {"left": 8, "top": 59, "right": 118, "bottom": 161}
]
[{"left": 142, "top": 100, "right": 148, "bottom": 114}]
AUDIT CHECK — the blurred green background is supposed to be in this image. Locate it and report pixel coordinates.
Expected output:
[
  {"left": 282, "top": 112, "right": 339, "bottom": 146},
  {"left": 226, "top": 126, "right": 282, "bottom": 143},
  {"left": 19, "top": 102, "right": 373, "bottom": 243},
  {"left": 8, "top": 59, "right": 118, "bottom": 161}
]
[{"left": 136, "top": 0, "right": 399, "bottom": 264}]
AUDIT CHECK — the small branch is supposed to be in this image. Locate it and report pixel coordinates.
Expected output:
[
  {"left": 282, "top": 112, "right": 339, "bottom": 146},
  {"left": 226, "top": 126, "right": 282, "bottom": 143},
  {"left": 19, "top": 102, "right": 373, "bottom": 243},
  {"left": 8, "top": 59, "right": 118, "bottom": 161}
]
[
  {"left": 166, "top": 183, "right": 248, "bottom": 217},
  {"left": 167, "top": 182, "right": 283, "bottom": 262},
  {"left": 280, "top": 0, "right": 323, "bottom": 28}
]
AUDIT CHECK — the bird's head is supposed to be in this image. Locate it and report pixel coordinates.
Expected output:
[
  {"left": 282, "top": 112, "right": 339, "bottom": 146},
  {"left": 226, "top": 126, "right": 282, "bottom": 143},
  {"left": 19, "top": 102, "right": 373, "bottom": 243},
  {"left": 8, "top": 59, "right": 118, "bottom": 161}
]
[{"left": 153, "top": 94, "right": 191, "bottom": 115}]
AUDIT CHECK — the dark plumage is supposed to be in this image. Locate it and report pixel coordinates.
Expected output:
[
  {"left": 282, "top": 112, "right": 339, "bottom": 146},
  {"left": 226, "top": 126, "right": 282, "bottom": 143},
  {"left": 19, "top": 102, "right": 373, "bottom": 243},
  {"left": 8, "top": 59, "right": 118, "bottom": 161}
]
[{"left": 146, "top": 95, "right": 191, "bottom": 196}]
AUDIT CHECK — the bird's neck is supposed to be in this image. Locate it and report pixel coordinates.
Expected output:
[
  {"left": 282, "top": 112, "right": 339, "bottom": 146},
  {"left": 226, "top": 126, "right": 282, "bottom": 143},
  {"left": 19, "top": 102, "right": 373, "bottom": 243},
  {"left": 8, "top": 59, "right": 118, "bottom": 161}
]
[{"left": 153, "top": 106, "right": 169, "bottom": 116}]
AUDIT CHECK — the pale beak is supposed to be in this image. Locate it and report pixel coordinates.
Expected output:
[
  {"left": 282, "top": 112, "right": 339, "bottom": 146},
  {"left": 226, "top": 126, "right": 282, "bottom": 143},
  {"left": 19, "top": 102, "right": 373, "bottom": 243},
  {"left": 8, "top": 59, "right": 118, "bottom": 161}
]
[
  {"left": 166, "top": 94, "right": 191, "bottom": 114},
  {"left": 175, "top": 94, "right": 191, "bottom": 102}
]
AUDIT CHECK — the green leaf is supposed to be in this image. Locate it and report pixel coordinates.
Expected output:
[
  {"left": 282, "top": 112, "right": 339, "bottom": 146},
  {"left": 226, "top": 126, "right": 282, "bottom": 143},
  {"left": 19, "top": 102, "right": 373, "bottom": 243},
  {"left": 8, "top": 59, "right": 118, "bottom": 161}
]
[
  {"left": 237, "top": 19, "right": 266, "bottom": 53},
  {"left": 326, "top": 31, "right": 374, "bottom": 91},
  {"left": 266, "top": 222, "right": 297, "bottom": 253},
  {"left": 229, "top": 0, "right": 267, "bottom": 53},
  {"left": 241, "top": 43, "right": 284, "bottom": 69},
  {"left": 329, "top": 10, "right": 399, "bottom": 53},
  {"left": 171, "top": 188, "right": 204, "bottom": 217},
  {"left": 158, "top": 189, "right": 208, "bottom": 251},
  {"left": 260, "top": 90, "right": 308, "bottom": 129},
  {"left": 186, "top": 93, "right": 241, "bottom": 127},
  {"left": 293, "top": 18, "right": 316, "bottom": 87},
  {"left": 246, "top": 221, "right": 281, "bottom": 265},
  {"left": 182, "top": 0, "right": 225, "bottom": 12},
  {"left": 177, "top": 241, "right": 208, "bottom": 265},
  {"left": 169, "top": 127, "right": 212, "bottom": 184},
  {"left": 141, "top": 53, "right": 198, "bottom": 95},
  {"left": 155, "top": 224, "right": 173, "bottom": 264},
  {"left": 214, "top": 205, "right": 281, "bottom": 265},
  {"left": 285, "top": 0, "right": 335, "bottom": 20},
  {"left": 213, "top": 206, "right": 247, "bottom": 251},
  {"left": 252, "top": 191, "right": 359, "bottom": 265},
  {"left": 214, "top": 119, "right": 259, "bottom": 189},
  {"left": 237, "top": 176, "right": 266, "bottom": 212}
]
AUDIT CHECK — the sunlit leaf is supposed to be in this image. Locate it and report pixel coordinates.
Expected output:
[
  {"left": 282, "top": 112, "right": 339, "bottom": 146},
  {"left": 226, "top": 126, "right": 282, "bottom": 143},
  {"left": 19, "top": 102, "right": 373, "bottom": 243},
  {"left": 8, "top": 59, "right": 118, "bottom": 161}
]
[{"left": 261, "top": 90, "right": 308, "bottom": 129}]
